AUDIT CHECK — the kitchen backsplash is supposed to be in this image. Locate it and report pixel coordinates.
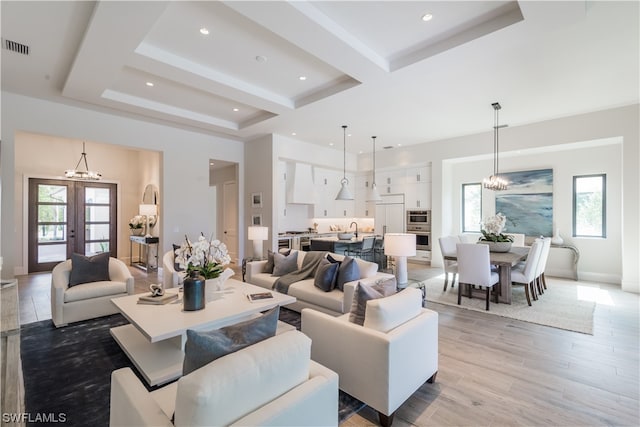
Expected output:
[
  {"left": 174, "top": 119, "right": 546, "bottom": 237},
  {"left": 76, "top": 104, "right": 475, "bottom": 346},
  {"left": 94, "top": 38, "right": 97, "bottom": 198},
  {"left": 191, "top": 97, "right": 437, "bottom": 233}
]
[{"left": 279, "top": 217, "right": 375, "bottom": 234}]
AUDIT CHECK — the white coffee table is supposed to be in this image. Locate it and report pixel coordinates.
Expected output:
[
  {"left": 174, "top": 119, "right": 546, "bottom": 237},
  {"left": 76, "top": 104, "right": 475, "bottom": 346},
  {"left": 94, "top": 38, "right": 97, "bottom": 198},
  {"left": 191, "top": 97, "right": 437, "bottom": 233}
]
[{"left": 110, "top": 279, "right": 295, "bottom": 386}]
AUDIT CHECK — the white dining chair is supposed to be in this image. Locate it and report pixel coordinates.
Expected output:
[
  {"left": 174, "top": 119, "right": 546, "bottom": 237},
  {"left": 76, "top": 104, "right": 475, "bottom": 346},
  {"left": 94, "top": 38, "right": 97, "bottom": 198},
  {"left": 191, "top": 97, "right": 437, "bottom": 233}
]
[
  {"left": 533, "top": 237, "right": 552, "bottom": 296},
  {"left": 511, "top": 239, "right": 543, "bottom": 306},
  {"left": 438, "top": 235, "right": 460, "bottom": 291},
  {"left": 456, "top": 243, "right": 500, "bottom": 311}
]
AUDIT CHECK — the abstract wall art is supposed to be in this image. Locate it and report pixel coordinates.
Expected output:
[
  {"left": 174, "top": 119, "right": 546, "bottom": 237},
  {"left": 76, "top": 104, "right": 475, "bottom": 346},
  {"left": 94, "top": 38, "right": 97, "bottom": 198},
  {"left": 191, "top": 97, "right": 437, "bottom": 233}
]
[{"left": 495, "top": 168, "right": 553, "bottom": 236}]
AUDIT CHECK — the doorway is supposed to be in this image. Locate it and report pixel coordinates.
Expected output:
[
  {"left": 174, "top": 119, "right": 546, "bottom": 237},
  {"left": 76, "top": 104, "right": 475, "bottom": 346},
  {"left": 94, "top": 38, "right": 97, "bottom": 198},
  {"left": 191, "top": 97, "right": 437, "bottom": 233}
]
[
  {"left": 223, "top": 180, "right": 238, "bottom": 263},
  {"left": 28, "top": 178, "right": 117, "bottom": 272},
  {"left": 210, "top": 160, "right": 239, "bottom": 264}
]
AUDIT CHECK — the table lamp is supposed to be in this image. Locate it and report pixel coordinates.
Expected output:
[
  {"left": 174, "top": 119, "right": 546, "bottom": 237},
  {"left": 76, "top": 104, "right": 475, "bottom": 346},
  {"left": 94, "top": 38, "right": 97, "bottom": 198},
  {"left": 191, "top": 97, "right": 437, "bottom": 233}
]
[
  {"left": 384, "top": 233, "right": 416, "bottom": 287},
  {"left": 139, "top": 204, "right": 157, "bottom": 237},
  {"left": 248, "top": 226, "right": 269, "bottom": 259}
]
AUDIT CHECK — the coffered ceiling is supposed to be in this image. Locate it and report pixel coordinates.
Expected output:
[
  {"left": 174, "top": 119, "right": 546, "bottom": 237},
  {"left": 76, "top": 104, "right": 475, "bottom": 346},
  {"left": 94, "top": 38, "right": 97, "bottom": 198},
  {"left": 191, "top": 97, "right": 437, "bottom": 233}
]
[{"left": 1, "top": 1, "right": 638, "bottom": 153}]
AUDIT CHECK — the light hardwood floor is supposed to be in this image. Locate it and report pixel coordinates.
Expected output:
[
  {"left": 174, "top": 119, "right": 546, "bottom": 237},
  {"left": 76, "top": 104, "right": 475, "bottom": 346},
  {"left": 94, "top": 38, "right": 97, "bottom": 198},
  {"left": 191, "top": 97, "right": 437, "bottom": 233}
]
[{"left": 17, "top": 264, "right": 640, "bottom": 426}]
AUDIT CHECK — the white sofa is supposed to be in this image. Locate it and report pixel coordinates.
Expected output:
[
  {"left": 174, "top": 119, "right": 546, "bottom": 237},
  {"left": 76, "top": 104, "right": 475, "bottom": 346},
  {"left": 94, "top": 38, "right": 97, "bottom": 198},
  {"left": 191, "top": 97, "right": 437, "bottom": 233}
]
[
  {"left": 51, "top": 257, "right": 134, "bottom": 327},
  {"left": 301, "top": 288, "right": 438, "bottom": 427},
  {"left": 245, "top": 250, "right": 395, "bottom": 316},
  {"left": 110, "top": 330, "right": 339, "bottom": 427}
]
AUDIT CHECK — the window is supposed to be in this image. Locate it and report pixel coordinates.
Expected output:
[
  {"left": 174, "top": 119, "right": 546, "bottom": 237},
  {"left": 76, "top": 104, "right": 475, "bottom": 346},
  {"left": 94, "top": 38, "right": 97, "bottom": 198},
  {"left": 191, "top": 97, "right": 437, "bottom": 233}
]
[
  {"left": 573, "top": 174, "right": 606, "bottom": 238},
  {"left": 462, "top": 183, "right": 482, "bottom": 232}
]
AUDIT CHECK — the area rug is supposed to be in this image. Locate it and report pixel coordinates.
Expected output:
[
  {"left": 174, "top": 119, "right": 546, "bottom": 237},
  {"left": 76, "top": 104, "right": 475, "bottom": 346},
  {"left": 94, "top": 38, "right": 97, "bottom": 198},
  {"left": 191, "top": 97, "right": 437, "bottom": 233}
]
[
  {"left": 423, "top": 275, "right": 595, "bottom": 334},
  {"left": 20, "top": 309, "right": 363, "bottom": 427}
]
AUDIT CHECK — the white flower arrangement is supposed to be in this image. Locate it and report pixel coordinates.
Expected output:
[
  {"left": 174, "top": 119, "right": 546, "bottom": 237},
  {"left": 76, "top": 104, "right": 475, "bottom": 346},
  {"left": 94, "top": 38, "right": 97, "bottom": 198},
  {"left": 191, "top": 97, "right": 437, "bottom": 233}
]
[
  {"left": 174, "top": 234, "right": 231, "bottom": 279},
  {"left": 128, "top": 215, "right": 145, "bottom": 229},
  {"left": 480, "top": 213, "right": 514, "bottom": 242}
]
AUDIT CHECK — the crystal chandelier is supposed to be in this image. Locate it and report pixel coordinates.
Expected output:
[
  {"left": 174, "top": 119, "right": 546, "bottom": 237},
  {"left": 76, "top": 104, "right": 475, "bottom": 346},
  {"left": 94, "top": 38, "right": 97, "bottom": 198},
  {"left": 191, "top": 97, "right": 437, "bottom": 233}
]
[
  {"left": 65, "top": 142, "right": 102, "bottom": 180},
  {"left": 483, "top": 102, "right": 508, "bottom": 191}
]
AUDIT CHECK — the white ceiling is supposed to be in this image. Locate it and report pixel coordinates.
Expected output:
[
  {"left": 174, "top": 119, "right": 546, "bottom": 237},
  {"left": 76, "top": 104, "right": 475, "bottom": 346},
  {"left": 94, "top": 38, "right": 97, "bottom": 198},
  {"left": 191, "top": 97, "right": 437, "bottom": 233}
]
[{"left": 1, "top": 1, "right": 638, "bottom": 154}]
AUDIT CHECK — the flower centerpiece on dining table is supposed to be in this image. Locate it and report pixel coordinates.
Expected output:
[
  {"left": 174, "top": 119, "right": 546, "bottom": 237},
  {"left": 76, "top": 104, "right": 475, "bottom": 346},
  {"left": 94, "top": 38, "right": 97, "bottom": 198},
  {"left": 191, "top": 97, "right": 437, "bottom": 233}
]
[{"left": 479, "top": 213, "right": 514, "bottom": 252}]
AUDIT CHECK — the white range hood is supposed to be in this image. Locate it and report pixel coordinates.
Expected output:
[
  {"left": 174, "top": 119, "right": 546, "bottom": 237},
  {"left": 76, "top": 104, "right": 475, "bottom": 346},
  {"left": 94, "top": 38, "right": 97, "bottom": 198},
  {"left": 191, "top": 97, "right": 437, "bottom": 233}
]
[{"left": 286, "top": 162, "right": 315, "bottom": 204}]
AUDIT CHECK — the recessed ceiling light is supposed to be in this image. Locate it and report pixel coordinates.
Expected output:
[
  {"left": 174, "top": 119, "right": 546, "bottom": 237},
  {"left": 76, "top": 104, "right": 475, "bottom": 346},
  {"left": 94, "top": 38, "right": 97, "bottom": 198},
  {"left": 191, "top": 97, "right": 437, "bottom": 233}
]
[
  {"left": 210, "top": 162, "right": 214, "bottom": 166},
  {"left": 299, "top": 76, "right": 307, "bottom": 81},
  {"left": 422, "top": 13, "right": 433, "bottom": 22},
  {"left": 397, "top": 143, "right": 402, "bottom": 146},
  {"left": 232, "top": 108, "right": 239, "bottom": 112},
  {"left": 291, "top": 132, "right": 297, "bottom": 136},
  {"left": 255, "top": 55, "right": 267, "bottom": 63},
  {"left": 145, "top": 82, "right": 154, "bottom": 87},
  {"left": 347, "top": 134, "right": 352, "bottom": 137},
  {"left": 200, "top": 27, "right": 210, "bottom": 35},
  {"left": 329, "top": 143, "right": 334, "bottom": 146},
  {"left": 359, "top": 151, "right": 363, "bottom": 154}
]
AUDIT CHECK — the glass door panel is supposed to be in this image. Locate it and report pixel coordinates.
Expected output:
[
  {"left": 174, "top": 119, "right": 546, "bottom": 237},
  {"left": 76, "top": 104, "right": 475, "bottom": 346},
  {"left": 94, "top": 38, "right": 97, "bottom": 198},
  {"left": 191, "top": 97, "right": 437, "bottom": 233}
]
[{"left": 29, "top": 179, "right": 117, "bottom": 272}]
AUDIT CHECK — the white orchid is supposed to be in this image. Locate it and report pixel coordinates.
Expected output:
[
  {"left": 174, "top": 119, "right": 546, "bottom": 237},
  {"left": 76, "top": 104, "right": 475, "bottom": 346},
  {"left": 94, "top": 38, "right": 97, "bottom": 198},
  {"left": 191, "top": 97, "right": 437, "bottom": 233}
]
[
  {"left": 174, "top": 234, "right": 231, "bottom": 279},
  {"left": 480, "top": 213, "right": 514, "bottom": 242},
  {"left": 128, "top": 215, "right": 145, "bottom": 229}
]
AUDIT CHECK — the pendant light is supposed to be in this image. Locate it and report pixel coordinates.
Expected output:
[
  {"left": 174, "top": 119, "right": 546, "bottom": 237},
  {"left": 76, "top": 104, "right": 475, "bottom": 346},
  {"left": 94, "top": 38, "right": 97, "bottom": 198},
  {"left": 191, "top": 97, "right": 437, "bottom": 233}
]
[
  {"left": 335, "top": 125, "right": 354, "bottom": 200},
  {"left": 483, "top": 102, "right": 508, "bottom": 191},
  {"left": 64, "top": 141, "right": 102, "bottom": 180},
  {"left": 366, "top": 136, "right": 382, "bottom": 202}
]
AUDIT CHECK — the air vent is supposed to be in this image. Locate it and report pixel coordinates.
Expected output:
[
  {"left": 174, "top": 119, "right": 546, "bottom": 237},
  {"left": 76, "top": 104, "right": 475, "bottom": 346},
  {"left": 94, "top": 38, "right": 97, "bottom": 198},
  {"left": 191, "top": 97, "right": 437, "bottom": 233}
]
[
  {"left": 3, "top": 39, "right": 29, "bottom": 55},
  {"left": 383, "top": 145, "right": 394, "bottom": 150}
]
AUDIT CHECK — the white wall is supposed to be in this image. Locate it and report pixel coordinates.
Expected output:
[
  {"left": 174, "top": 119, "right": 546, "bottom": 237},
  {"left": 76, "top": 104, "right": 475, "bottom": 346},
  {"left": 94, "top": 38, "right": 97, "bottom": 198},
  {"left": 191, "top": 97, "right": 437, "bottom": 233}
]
[
  {"left": 275, "top": 133, "right": 357, "bottom": 173},
  {"left": 449, "top": 140, "right": 622, "bottom": 283},
  {"left": 244, "top": 134, "right": 274, "bottom": 256},
  {"left": 1, "top": 92, "right": 245, "bottom": 276},
  {"left": 13, "top": 131, "right": 159, "bottom": 271},
  {"left": 369, "top": 104, "right": 639, "bottom": 291}
]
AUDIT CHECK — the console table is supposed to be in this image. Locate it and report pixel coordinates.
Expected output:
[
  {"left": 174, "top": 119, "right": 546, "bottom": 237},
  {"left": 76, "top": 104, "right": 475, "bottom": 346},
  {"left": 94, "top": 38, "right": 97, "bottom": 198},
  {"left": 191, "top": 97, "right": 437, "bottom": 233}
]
[
  {"left": 129, "top": 235, "right": 159, "bottom": 272},
  {"left": 549, "top": 244, "right": 580, "bottom": 280}
]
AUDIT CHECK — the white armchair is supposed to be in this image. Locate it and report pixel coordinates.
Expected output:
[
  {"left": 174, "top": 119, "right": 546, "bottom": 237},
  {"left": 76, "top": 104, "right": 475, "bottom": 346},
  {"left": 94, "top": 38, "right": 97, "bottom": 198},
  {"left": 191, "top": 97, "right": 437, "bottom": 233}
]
[
  {"left": 301, "top": 288, "right": 438, "bottom": 427},
  {"left": 110, "top": 331, "right": 339, "bottom": 427},
  {"left": 51, "top": 257, "right": 134, "bottom": 327},
  {"left": 162, "top": 250, "right": 183, "bottom": 289}
]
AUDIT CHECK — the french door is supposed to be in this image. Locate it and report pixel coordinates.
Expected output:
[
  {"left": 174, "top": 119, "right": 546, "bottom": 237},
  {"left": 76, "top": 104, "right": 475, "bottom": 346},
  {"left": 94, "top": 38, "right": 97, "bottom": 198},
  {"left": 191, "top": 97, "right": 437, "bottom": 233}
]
[{"left": 28, "top": 178, "right": 117, "bottom": 273}]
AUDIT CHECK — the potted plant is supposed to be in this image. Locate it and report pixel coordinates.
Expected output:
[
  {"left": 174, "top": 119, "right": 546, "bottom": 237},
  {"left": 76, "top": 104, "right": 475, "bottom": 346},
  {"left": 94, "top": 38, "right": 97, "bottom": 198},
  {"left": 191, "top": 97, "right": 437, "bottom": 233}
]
[
  {"left": 128, "top": 215, "right": 145, "bottom": 236},
  {"left": 479, "top": 213, "right": 514, "bottom": 252}
]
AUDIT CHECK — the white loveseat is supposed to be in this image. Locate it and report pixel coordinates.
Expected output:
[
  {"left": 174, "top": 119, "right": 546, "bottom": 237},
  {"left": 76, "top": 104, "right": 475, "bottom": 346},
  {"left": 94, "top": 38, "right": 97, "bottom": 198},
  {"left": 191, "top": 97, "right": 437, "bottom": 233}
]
[
  {"left": 110, "top": 330, "right": 339, "bottom": 427},
  {"left": 51, "top": 257, "right": 134, "bottom": 327},
  {"left": 245, "top": 250, "right": 395, "bottom": 316}
]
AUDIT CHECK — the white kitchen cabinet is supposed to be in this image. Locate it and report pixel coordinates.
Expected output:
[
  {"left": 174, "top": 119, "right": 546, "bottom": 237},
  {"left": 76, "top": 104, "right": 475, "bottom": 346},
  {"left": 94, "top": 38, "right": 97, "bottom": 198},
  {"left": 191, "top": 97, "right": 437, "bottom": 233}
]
[
  {"left": 355, "top": 173, "right": 374, "bottom": 217},
  {"left": 378, "top": 169, "right": 405, "bottom": 195},
  {"left": 405, "top": 166, "right": 431, "bottom": 184},
  {"left": 375, "top": 196, "right": 405, "bottom": 236},
  {"left": 313, "top": 168, "right": 355, "bottom": 218},
  {"left": 313, "top": 167, "right": 332, "bottom": 217},
  {"left": 405, "top": 182, "right": 431, "bottom": 209},
  {"left": 403, "top": 165, "right": 431, "bottom": 209},
  {"left": 409, "top": 249, "right": 431, "bottom": 265}
]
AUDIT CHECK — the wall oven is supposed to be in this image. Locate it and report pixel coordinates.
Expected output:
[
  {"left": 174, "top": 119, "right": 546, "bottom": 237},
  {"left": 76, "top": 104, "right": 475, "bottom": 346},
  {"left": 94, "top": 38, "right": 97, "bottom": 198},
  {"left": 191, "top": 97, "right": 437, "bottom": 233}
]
[
  {"left": 407, "top": 210, "right": 431, "bottom": 228},
  {"left": 406, "top": 224, "right": 431, "bottom": 251}
]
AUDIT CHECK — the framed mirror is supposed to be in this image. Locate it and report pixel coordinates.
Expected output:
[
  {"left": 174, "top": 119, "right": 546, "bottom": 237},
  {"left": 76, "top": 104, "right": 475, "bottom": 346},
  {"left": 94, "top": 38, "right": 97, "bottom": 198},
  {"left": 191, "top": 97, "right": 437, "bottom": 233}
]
[{"left": 142, "top": 184, "right": 158, "bottom": 205}]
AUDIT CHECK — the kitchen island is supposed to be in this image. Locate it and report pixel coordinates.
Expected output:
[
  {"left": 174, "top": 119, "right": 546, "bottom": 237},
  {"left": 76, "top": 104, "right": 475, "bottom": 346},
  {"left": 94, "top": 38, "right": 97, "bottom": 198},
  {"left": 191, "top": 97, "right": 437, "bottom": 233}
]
[{"left": 309, "top": 234, "right": 377, "bottom": 255}]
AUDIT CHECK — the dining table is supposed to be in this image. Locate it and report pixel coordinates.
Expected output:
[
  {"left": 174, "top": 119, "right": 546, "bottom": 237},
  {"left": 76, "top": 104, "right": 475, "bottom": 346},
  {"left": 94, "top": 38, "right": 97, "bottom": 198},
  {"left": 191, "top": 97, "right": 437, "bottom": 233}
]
[{"left": 444, "top": 246, "right": 529, "bottom": 304}]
